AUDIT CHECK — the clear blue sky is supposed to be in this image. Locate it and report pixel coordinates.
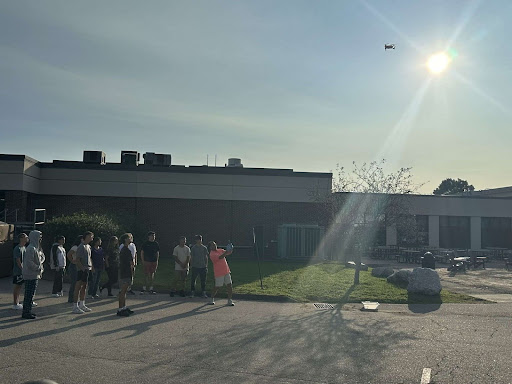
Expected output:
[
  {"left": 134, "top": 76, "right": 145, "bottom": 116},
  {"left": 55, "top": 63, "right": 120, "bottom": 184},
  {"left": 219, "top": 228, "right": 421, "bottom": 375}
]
[{"left": 1, "top": 0, "right": 511, "bottom": 193}]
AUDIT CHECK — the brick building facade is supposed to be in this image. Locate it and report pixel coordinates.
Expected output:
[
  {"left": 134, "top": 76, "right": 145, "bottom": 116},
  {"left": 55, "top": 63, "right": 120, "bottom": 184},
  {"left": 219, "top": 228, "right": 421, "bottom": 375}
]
[{"left": 0, "top": 154, "right": 332, "bottom": 257}]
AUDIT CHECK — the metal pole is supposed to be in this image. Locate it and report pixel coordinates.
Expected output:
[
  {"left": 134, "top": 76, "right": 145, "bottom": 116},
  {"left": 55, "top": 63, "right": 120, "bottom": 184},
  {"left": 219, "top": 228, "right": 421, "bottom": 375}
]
[{"left": 253, "top": 227, "right": 264, "bottom": 289}]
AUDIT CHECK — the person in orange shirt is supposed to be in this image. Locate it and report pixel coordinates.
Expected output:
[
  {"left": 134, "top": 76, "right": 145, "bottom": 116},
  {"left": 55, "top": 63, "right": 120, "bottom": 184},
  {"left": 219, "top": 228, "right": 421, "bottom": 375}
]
[{"left": 208, "top": 241, "right": 234, "bottom": 306}]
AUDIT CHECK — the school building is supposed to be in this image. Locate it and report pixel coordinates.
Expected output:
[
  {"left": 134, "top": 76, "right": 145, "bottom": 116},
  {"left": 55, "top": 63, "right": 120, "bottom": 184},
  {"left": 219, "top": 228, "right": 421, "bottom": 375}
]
[{"left": 1, "top": 151, "right": 512, "bottom": 261}]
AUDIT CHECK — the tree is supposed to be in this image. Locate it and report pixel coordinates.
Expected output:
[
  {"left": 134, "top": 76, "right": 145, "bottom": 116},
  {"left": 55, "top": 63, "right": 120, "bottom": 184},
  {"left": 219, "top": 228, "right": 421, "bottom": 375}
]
[
  {"left": 433, "top": 178, "right": 474, "bottom": 195},
  {"left": 311, "top": 159, "right": 424, "bottom": 284},
  {"left": 41, "top": 212, "right": 123, "bottom": 255}
]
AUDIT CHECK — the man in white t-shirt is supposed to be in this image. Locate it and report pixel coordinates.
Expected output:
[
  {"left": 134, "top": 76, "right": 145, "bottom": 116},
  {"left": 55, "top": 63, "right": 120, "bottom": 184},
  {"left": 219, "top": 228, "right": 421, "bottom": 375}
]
[
  {"left": 119, "top": 233, "right": 137, "bottom": 295},
  {"left": 170, "top": 236, "right": 191, "bottom": 298}
]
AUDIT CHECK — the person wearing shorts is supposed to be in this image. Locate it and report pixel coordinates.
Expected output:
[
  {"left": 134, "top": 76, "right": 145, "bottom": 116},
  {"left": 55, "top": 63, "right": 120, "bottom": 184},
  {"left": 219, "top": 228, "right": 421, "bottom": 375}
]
[
  {"left": 119, "top": 233, "right": 137, "bottom": 295},
  {"left": 171, "top": 236, "right": 190, "bottom": 297},
  {"left": 117, "top": 234, "right": 135, "bottom": 317},
  {"left": 140, "top": 231, "right": 160, "bottom": 294},
  {"left": 66, "top": 235, "right": 83, "bottom": 303},
  {"left": 208, "top": 241, "right": 234, "bottom": 306},
  {"left": 72, "top": 231, "right": 94, "bottom": 314},
  {"left": 12, "top": 233, "right": 28, "bottom": 310}
]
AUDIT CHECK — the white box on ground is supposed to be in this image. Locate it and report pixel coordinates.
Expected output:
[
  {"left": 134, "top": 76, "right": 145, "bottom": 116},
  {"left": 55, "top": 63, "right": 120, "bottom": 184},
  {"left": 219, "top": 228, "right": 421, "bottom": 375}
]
[{"left": 361, "top": 301, "right": 380, "bottom": 311}]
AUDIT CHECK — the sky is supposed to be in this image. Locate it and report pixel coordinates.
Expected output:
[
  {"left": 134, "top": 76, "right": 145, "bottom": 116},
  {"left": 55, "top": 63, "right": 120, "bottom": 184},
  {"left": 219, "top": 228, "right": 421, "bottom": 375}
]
[{"left": 1, "top": 0, "right": 511, "bottom": 194}]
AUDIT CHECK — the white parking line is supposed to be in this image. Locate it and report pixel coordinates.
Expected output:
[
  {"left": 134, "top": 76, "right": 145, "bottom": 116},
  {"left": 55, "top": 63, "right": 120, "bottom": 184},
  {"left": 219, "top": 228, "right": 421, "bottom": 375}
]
[{"left": 421, "top": 368, "right": 431, "bottom": 384}]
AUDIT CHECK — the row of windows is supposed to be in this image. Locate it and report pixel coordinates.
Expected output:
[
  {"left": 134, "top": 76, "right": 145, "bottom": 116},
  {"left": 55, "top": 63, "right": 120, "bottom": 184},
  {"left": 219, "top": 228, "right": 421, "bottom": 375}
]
[{"left": 390, "top": 216, "right": 512, "bottom": 248}]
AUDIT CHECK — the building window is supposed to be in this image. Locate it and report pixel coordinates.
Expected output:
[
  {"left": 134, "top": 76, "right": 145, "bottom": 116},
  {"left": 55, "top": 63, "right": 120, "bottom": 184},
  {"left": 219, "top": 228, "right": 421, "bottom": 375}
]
[
  {"left": 481, "top": 217, "right": 512, "bottom": 248},
  {"left": 439, "top": 216, "right": 470, "bottom": 249},
  {"left": 397, "top": 215, "right": 429, "bottom": 247}
]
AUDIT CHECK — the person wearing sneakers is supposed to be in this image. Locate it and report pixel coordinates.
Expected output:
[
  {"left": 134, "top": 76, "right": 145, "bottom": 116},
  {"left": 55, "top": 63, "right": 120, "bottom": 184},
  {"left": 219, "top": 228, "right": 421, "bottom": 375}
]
[
  {"left": 72, "top": 231, "right": 94, "bottom": 314},
  {"left": 208, "top": 241, "right": 234, "bottom": 306},
  {"left": 119, "top": 233, "right": 137, "bottom": 295},
  {"left": 87, "top": 237, "right": 104, "bottom": 298},
  {"left": 66, "top": 235, "right": 83, "bottom": 303},
  {"left": 117, "top": 234, "right": 135, "bottom": 317},
  {"left": 50, "top": 235, "right": 66, "bottom": 297},
  {"left": 100, "top": 236, "right": 119, "bottom": 297},
  {"left": 12, "top": 233, "right": 28, "bottom": 310},
  {"left": 170, "top": 236, "right": 191, "bottom": 297},
  {"left": 22, "top": 230, "right": 45, "bottom": 319},
  {"left": 189, "top": 235, "right": 209, "bottom": 298},
  {"left": 140, "top": 231, "right": 160, "bottom": 295}
]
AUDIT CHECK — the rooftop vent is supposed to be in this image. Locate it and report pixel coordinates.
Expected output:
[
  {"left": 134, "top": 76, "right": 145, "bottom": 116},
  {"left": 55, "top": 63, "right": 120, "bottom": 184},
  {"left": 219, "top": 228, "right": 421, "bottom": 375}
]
[
  {"left": 227, "top": 158, "right": 243, "bottom": 168},
  {"left": 121, "top": 151, "right": 140, "bottom": 166},
  {"left": 143, "top": 152, "right": 171, "bottom": 166},
  {"left": 83, "top": 151, "right": 106, "bottom": 165}
]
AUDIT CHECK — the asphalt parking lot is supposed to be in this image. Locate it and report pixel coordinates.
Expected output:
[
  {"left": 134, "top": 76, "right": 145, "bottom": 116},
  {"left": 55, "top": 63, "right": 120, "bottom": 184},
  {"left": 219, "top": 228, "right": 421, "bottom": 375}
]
[{"left": 1, "top": 278, "right": 512, "bottom": 384}]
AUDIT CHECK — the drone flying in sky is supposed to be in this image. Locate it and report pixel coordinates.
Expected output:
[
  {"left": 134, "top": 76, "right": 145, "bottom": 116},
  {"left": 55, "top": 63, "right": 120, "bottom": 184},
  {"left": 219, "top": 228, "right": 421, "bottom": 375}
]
[{"left": 385, "top": 44, "right": 395, "bottom": 50}]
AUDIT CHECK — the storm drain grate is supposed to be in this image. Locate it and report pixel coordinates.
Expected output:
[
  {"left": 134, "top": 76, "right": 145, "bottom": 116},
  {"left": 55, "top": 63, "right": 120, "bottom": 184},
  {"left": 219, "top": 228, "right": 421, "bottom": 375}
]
[{"left": 313, "top": 303, "right": 335, "bottom": 310}]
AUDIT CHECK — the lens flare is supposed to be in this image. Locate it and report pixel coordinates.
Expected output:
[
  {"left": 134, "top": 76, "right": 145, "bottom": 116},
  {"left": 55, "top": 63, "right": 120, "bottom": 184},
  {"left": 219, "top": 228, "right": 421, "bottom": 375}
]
[{"left": 427, "top": 52, "right": 451, "bottom": 74}]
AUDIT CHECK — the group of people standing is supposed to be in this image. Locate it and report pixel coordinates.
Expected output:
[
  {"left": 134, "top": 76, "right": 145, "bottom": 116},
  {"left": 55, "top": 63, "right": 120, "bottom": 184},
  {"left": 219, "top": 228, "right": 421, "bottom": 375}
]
[{"left": 12, "top": 229, "right": 235, "bottom": 320}]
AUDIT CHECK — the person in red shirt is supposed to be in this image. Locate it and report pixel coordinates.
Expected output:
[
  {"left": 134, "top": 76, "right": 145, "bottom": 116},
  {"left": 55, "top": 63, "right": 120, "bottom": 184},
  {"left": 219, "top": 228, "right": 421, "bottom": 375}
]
[{"left": 208, "top": 241, "right": 234, "bottom": 306}]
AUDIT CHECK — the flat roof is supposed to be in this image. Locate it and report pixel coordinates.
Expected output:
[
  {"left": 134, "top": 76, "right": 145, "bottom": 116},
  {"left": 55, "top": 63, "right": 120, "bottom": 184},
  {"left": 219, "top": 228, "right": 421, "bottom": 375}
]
[{"left": 0, "top": 154, "right": 332, "bottom": 178}]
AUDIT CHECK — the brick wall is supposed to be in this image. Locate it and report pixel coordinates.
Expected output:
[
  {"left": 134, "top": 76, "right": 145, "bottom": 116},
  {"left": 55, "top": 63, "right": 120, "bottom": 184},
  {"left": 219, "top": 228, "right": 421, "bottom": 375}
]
[
  {"left": 5, "top": 191, "right": 30, "bottom": 222},
  {"left": 24, "top": 194, "right": 328, "bottom": 258}
]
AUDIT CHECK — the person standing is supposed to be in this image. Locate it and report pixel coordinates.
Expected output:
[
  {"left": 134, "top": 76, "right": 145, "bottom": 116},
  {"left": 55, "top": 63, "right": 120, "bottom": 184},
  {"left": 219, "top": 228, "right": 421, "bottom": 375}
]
[
  {"left": 101, "top": 236, "right": 119, "bottom": 297},
  {"left": 189, "top": 235, "right": 209, "bottom": 298},
  {"left": 12, "top": 233, "right": 28, "bottom": 310},
  {"left": 22, "top": 230, "right": 45, "bottom": 319},
  {"left": 50, "top": 235, "right": 67, "bottom": 297},
  {"left": 170, "top": 236, "right": 191, "bottom": 297},
  {"left": 72, "top": 231, "right": 94, "bottom": 314},
  {"left": 208, "top": 241, "right": 234, "bottom": 306},
  {"left": 67, "top": 235, "right": 83, "bottom": 303},
  {"left": 117, "top": 234, "right": 135, "bottom": 317},
  {"left": 140, "top": 231, "right": 160, "bottom": 295},
  {"left": 88, "top": 237, "right": 104, "bottom": 298},
  {"left": 119, "top": 233, "right": 137, "bottom": 295}
]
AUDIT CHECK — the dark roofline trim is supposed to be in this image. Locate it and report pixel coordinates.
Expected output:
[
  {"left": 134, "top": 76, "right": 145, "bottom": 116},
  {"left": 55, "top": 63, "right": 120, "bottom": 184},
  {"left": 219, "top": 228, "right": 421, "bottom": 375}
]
[
  {"left": 1, "top": 155, "right": 331, "bottom": 178},
  {"left": 0, "top": 154, "right": 39, "bottom": 163}
]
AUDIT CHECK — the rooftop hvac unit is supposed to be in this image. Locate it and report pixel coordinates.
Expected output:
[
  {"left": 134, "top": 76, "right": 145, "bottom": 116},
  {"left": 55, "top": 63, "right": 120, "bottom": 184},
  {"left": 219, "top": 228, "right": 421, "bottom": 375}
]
[
  {"left": 227, "top": 158, "right": 243, "bottom": 167},
  {"left": 278, "top": 224, "right": 325, "bottom": 259},
  {"left": 83, "top": 151, "right": 106, "bottom": 165},
  {"left": 143, "top": 152, "right": 171, "bottom": 166},
  {"left": 121, "top": 151, "right": 140, "bottom": 166}
]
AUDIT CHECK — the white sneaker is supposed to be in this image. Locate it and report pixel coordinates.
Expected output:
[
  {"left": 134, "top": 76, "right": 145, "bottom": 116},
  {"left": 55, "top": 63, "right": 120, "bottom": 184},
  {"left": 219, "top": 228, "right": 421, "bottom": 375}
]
[
  {"left": 227, "top": 299, "right": 235, "bottom": 306},
  {"left": 72, "top": 306, "right": 84, "bottom": 314},
  {"left": 32, "top": 302, "right": 38, "bottom": 307},
  {"left": 79, "top": 304, "right": 92, "bottom": 312},
  {"left": 209, "top": 299, "right": 215, "bottom": 305},
  {"left": 12, "top": 304, "right": 23, "bottom": 310},
  {"left": 52, "top": 294, "right": 60, "bottom": 298}
]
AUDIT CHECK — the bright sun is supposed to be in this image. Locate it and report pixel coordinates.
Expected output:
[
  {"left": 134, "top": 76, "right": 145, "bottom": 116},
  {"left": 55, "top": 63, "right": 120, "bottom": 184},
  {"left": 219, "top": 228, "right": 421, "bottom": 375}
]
[{"left": 427, "top": 52, "right": 451, "bottom": 74}]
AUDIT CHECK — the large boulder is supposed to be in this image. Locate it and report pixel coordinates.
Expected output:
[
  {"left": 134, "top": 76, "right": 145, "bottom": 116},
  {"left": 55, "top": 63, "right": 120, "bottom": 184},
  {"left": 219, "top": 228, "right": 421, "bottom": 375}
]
[
  {"left": 387, "top": 269, "right": 412, "bottom": 288},
  {"left": 371, "top": 266, "right": 395, "bottom": 278},
  {"left": 407, "top": 268, "right": 442, "bottom": 296}
]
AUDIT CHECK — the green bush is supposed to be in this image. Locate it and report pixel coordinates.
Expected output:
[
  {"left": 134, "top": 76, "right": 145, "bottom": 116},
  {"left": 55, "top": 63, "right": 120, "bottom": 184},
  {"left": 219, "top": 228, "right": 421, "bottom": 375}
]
[{"left": 41, "top": 212, "right": 123, "bottom": 252}]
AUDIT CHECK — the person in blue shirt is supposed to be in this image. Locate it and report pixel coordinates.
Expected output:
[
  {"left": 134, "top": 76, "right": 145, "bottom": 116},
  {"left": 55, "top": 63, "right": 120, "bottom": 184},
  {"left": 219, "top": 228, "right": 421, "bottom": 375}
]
[{"left": 12, "top": 233, "right": 28, "bottom": 310}]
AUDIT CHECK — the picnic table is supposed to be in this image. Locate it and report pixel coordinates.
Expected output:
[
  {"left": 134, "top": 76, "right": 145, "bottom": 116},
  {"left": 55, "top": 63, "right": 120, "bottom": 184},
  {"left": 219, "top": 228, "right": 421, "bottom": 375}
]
[
  {"left": 485, "top": 247, "right": 508, "bottom": 260},
  {"left": 401, "top": 249, "right": 422, "bottom": 264},
  {"left": 450, "top": 257, "right": 470, "bottom": 273},
  {"left": 435, "top": 250, "right": 454, "bottom": 264},
  {"left": 471, "top": 256, "right": 487, "bottom": 269}
]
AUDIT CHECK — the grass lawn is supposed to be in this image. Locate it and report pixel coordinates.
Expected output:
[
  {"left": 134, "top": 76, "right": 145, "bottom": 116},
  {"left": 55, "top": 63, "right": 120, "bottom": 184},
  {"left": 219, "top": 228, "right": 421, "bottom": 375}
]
[{"left": 125, "top": 257, "right": 484, "bottom": 304}]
